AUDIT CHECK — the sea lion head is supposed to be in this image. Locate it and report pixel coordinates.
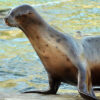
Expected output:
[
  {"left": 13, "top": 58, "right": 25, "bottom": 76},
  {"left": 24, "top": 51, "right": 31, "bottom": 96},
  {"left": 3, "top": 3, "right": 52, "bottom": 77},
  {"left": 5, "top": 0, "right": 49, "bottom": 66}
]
[{"left": 5, "top": 4, "right": 44, "bottom": 27}]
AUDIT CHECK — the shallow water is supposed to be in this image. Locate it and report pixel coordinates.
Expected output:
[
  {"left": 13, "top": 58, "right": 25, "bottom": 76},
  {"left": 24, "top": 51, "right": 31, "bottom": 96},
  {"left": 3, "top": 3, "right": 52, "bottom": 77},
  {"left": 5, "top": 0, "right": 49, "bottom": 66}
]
[{"left": 0, "top": 0, "right": 100, "bottom": 94}]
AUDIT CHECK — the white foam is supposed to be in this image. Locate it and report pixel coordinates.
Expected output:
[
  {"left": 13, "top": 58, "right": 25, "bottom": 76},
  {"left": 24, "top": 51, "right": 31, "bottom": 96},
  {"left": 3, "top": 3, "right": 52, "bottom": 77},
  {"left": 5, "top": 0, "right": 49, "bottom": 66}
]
[
  {"left": 5, "top": 98, "right": 22, "bottom": 100},
  {"left": 33, "top": 0, "right": 70, "bottom": 7}
]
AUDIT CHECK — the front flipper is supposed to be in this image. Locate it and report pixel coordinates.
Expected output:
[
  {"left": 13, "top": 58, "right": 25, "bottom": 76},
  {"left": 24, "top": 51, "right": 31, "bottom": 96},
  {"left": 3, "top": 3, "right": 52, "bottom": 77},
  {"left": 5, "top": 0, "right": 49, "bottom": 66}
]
[
  {"left": 77, "top": 63, "right": 98, "bottom": 100},
  {"left": 24, "top": 90, "right": 58, "bottom": 94},
  {"left": 23, "top": 75, "right": 61, "bottom": 95}
]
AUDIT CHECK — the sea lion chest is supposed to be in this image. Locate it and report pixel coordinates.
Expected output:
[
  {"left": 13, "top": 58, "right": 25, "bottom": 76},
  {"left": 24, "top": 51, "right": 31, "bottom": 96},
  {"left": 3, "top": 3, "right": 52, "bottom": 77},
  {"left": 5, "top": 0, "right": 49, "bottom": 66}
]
[{"left": 34, "top": 37, "right": 78, "bottom": 83}]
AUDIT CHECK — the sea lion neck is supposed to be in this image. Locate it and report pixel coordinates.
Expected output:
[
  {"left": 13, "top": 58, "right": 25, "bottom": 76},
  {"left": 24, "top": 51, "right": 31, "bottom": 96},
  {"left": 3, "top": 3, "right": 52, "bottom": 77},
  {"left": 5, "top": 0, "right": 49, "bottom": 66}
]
[
  {"left": 17, "top": 13, "right": 49, "bottom": 40},
  {"left": 19, "top": 23, "right": 47, "bottom": 38}
]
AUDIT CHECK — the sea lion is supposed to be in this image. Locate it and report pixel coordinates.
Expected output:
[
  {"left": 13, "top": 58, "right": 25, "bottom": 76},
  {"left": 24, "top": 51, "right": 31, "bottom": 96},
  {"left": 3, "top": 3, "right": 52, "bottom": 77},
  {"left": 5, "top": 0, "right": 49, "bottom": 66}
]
[{"left": 5, "top": 4, "right": 100, "bottom": 100}]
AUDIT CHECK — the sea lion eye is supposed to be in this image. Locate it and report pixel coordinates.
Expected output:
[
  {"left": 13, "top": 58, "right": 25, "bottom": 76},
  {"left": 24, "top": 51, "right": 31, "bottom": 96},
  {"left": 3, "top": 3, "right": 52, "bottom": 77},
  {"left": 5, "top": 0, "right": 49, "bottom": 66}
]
[{"left": 11, "top": 12, "right": 15, "bottom": 17}]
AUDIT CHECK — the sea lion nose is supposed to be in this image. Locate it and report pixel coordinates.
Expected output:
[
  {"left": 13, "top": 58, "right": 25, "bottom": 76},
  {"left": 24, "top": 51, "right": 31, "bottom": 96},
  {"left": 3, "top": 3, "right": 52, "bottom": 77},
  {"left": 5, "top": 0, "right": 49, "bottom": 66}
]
[
  {"left": 4, "top": 17, "right": 9, "bottom": 25},
  {"left": 4, "top": 16, "right": 8, "bottom": 21}
]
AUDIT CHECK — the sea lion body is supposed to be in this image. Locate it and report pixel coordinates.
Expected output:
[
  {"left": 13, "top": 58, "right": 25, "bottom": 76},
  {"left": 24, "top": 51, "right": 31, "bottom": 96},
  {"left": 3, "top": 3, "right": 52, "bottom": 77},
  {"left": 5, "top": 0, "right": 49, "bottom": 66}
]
[
  {"left": 82, "top": 36, "right": 100, "bottom": 86},
  {"left": 39, "top": 34, "right": 100, "bottom": 86},
  {"left": 34, "top": 30, "right": 78, "bottom": 84},
  {"left": 5, "top": 4, "right": 100, "bottom": 100}
]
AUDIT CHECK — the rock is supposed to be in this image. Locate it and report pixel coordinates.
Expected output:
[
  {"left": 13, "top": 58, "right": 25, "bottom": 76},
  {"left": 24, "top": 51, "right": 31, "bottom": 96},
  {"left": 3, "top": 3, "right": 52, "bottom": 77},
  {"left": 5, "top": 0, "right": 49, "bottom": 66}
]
[{"left": 0, "top": 91, "right": 100, "bottom": 100}]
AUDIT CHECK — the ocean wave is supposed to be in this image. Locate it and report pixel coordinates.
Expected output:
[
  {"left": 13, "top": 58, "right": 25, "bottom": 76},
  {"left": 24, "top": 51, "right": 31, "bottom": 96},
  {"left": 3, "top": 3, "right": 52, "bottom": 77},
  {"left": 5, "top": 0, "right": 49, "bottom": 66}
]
[
  {"left": 0, "top": 0, "right": 69, "bottom": 16},
  {"left": 0, "top": 0, "right": 70, "bottom": 11},
  {"left": 33, "top": 0, "right": 70, "bottom": 7}
]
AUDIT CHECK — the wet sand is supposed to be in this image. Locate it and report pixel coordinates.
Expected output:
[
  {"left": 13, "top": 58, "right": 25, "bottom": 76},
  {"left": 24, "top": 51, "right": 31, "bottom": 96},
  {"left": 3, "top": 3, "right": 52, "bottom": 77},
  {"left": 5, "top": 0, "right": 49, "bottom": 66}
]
[{"left": 0, "top": 91, "right": 100, "bottom": 100}]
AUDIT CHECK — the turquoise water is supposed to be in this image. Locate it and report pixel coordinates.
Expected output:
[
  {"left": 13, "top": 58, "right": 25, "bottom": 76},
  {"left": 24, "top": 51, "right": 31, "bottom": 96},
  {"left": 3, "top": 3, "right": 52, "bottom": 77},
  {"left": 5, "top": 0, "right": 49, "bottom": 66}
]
[{"left": 0, "top": 0, "right": 100, "bottom": 93}]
